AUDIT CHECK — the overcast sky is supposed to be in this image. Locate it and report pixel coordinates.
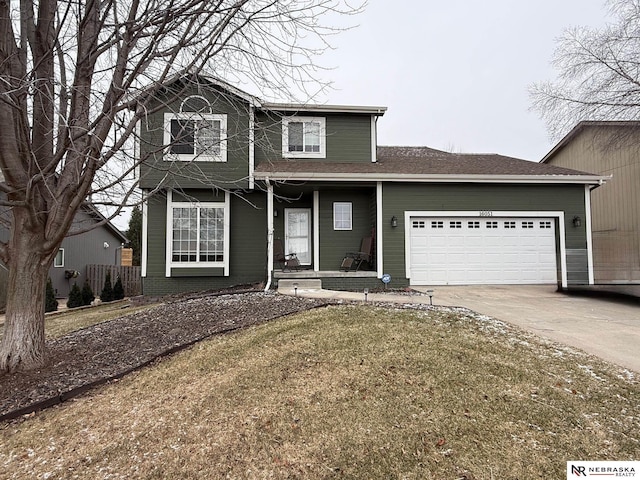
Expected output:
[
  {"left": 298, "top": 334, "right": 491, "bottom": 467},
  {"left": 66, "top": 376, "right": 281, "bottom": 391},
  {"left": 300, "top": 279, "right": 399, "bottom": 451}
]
[{"left": 318, "top": 0, "right": 611, "bottom": 161}]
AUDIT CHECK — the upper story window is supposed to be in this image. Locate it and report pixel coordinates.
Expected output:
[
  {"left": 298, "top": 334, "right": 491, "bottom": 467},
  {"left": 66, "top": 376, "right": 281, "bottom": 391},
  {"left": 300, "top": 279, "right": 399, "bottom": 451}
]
[
  {"left": 164, "top": 95, "right": 227, "bottom": 162},
  {"left": 282, "top": 116, "right": 326, "bottom": 158}
]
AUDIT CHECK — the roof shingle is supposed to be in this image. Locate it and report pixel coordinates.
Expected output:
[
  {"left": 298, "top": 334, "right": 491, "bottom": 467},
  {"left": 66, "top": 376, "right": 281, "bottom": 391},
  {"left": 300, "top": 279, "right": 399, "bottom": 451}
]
[{"left": 254, "top": 146, "right": 598, "bottom": 177}]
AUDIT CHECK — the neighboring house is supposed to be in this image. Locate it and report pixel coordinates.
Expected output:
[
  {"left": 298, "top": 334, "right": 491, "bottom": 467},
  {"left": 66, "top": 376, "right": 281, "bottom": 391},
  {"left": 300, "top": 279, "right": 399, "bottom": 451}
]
[
  {"left": 48, "top": 207, "right": 128, "bottom": 297},
  {"left": 138, "top": 75, "right": 607, "bottom": 295},
  {"left": 0, "top": 202, "right": 127, "bottom": 299},
  {"left": 542, "top": 121, "right": 639, "bottom": 284}
]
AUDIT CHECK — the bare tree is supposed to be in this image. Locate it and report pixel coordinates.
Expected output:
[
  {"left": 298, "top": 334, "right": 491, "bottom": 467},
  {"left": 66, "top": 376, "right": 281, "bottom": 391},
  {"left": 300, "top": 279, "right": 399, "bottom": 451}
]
[
  {"left": 0, "top": 0, "right": 364, "bottom": 373},
  {"left": 530, "top": 0, "right": 640, "bottom": 140}
]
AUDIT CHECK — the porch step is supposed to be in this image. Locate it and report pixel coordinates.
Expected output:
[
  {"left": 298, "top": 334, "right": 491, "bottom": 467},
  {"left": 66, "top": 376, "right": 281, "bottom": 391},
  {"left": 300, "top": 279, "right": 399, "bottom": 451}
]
[{"left": 277, "top": 278, "right": 322, "bottom": 291}]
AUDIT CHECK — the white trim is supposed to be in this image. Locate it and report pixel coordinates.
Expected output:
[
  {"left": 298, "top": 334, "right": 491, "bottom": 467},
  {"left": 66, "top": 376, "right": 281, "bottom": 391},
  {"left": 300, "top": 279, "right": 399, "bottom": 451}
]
[
  {"left": 376, "top": 182, "right": 383, "bottom": 277},
  {"left": 54, "top": 248, "right": 64, "bottom": 268},
  {"left": 253, "top": 171, "right": 607, "bottom": 185},
  {"left": 134, "top": 120, "right": 141, "bottom": 180},
  {"left": 265, "top": 181, "right": 274, "bottom": 291},
  {"left": 282, "top": 116, "right": 326, "bottom": 159},
  {"left": 333, "top": 202, "right": 352, "bottom": 230},
  {"left": 585, "top": 185, "right": 595, "bottom": 285},
  {"left": 223, "top": 191, "right": 230, "bottom": 276},
  {"left": 285, "top": 208, "right": 312, "bottom": 265},
  {"left": 249, "top": 106, "right": 255, "bottom": 189},
  {"left": 403, "top": 210, "right": 568, "bottom": 288},
  {"left": 180, "top": 95, "right": 211, "bottom": 113},
  {"left": 166, "top": 191, "right": 230, "bottom": 275},
  {"left": 263, "top": 102, "right": 386, "bottom": 115},
  {"left": 165, "top": 189, "right": 173, "bottom": 278},
  {"left": 313, "top": 191, "right": 320, "bottom": 272},
  {"left": 163, "top": 112, "right": 228, "bottom": 162},
  {"left": 371, "top": 116, "right": 377, "bottom": 163},
  {"left": 141, "top": 191, "right": 148, "bottom": 277}
]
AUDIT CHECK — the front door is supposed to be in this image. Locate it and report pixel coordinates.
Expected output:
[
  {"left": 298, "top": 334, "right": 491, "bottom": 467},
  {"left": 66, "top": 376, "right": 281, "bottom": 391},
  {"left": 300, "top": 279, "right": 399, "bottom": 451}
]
[{"left": 285, "top": 208, "right": 311, "bottom": 265}]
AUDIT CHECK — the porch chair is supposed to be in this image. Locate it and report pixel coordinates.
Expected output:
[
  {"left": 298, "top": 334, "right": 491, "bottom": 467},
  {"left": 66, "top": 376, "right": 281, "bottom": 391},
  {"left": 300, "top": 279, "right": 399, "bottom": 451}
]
[
  {"left": 274, "top": 238, "right": 300, "bottom": 272},
  {"left": 339, "top": 236, "right": 373, "bottom": 272}
]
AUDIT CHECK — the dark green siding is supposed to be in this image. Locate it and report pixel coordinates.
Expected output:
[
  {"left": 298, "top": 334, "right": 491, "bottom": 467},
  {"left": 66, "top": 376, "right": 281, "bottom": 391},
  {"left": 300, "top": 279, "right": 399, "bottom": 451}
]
[
  {"left": 255, "top": 112, "right": 372, "bottom": 164},
  {"left": 381, "top": 183, "right": 589, "bottom": 286},
  {"left": 318, "top": 189, "right": 375, "bottom": 270},
  {"left": 139, "top": 84, "right": 252, "bottom": 190},
  {"left": 143, "top": 189, "right": 268, "bottom": 296}
]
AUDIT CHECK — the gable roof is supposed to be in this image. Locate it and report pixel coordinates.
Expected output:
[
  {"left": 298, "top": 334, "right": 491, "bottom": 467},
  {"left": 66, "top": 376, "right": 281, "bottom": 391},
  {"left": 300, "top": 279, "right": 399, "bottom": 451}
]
[
  {"left": 1, "top": 170, "right": 127, "bottom": 243},
  {"left": 541, "top": 121, "right": 640, "bottom": 164},
  {"left": 78, "top": 204, "right": 128, "bottom": 243},
  {"left": 132, "top": 71, "right": 387, "bottom": 117},
  {"left": 254, "top": 146, "right": 607, "bottom": 185}
]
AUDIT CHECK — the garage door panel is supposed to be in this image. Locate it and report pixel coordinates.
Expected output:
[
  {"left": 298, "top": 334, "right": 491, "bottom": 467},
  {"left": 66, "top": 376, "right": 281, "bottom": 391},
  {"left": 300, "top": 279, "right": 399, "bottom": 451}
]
[{"left": 410, "top": 216, "right": 557, "bottom": 285}]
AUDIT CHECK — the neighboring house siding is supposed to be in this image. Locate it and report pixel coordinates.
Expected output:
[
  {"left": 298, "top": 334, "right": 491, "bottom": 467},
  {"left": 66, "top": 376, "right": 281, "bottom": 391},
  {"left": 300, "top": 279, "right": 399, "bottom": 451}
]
[
  {"left": 143, "top": 189, "right": 268, "bottom": 296},
  {"left": 544, "top": 126, "right": 640, "bottom": 283},
  {"left": 0, "top": 202, "right": 125, "bottom": 299},
  {"left": 255, "top": 112, "right": 372, "bottom": 165},
  {"left": 51, "top": 210, "right": 125, "bottom": 296},
  {"left": 381, "top": 183, "right": 589, "bottom": 286},
  {"left": 139, "top": 84, "right": 252, "bottom": 190}
]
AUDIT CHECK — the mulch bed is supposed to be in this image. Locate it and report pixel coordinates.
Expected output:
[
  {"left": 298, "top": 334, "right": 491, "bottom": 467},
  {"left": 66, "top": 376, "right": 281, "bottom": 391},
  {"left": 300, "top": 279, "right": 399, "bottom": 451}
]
[{"left": 0, "top": 291, "right": 333, "bottom": 421}]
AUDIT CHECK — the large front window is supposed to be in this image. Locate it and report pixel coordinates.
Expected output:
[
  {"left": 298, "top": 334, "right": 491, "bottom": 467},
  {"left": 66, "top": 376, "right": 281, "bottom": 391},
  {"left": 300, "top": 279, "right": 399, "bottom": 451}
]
[
  {"left": 282, "top": 116, "right": 326, "bottom": 158},
  {"left": 171, "top": 204, "right": 225, "bottom": 264}
]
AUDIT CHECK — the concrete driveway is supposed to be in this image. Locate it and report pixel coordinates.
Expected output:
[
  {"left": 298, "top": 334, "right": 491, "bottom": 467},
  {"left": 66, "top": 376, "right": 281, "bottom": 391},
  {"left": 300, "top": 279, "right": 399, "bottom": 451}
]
[{"left": 413, "top": 285, "right": 640, "bottom": 374}]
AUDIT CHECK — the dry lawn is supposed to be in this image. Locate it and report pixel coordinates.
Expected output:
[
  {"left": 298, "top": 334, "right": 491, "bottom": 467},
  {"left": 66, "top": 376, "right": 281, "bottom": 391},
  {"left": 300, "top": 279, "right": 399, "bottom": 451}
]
[{"left": 1, "top": 304, "right": 638, "bottom": 479}]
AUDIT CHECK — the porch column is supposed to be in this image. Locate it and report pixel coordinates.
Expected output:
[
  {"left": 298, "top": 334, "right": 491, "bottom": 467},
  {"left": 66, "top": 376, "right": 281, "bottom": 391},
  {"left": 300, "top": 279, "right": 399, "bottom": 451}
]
[
  {"left": 376, "top": 182, "right": 383, "bottom": 278},
  {"left": 585, "top": 184, "right": 595, "bottom": 285},
  {"left": 313, "top": 191, "right": 320, "bottom": 272},
  {"left": 265, "top": 180, "right": 274, "bottom": 290}
]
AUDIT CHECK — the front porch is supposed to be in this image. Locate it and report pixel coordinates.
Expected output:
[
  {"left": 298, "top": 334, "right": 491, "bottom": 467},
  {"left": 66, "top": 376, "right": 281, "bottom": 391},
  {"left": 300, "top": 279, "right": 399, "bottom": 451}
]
[
  {"left": 274, "top": 270, "right": 378, "bottom": 280},
  {"left": 273, "top": 269, "right": 381, "bottom": 292}
]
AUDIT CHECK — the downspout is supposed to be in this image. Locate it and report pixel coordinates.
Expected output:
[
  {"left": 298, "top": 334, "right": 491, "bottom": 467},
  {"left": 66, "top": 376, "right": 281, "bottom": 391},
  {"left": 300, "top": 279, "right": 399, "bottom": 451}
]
[
  {"left": 249, "top": 105, "right": 255, "bottom": 190},
  {"left": 264, "top": 178, "right": 274, "bottom": 292}
]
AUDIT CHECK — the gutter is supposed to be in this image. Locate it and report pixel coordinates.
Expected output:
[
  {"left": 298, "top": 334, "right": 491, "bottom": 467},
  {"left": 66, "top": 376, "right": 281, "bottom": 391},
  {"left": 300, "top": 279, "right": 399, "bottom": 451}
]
[{"left": 253, "top": 172, "right": 610, "bottom": 186}]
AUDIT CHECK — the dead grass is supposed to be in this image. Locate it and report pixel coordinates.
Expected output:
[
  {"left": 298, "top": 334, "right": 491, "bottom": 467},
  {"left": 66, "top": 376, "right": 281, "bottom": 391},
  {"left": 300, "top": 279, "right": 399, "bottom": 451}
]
[{"left": 1, "top": 304, "right": 638, "bottom": 479}]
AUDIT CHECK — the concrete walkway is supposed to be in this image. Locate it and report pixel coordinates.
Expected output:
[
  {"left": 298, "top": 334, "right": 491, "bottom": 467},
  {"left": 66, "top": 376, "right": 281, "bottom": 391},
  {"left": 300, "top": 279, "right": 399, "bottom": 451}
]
[{"left": 279, "top": 284, "right": 640, "bottom": 374}]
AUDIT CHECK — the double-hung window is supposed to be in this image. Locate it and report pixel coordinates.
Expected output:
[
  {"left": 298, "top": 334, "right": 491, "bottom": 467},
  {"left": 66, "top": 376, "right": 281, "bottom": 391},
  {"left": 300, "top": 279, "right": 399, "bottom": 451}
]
[
  {"left": 333, "top": 202, "right": 352, "bottom": 230},
  {"left": 282, "top": 116, "right": 326, "bottom": 158},
  {"left": 170, "top": 202, "right": 226, "bottom": 265},
  {"left": 164, "top": 113, "right": 227, "bottom": 162}
]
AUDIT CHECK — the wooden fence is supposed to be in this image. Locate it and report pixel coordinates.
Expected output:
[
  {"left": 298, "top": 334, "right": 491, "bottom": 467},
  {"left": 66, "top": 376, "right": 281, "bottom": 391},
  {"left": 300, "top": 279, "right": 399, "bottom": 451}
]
[{"left": 86, "top": 265, "right": 142, "bottom": 298}]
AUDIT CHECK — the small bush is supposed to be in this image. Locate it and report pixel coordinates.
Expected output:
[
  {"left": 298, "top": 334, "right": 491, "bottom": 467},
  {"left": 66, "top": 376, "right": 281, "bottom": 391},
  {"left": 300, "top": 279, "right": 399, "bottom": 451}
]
[
  {"left": 81, "top": 281, "right": 95, "bottom": 306},
  {"left": 100, "top": 271, "right": 114, "bottom": 302},
  {"left": 45, "top": 278, "right": 58, "bottom": 312},
  {"left": 67, "top": 283, "right": 84, "bottom": 309},
  {"left": 113, "top": 275, "right": 125, "bottom": 300}
]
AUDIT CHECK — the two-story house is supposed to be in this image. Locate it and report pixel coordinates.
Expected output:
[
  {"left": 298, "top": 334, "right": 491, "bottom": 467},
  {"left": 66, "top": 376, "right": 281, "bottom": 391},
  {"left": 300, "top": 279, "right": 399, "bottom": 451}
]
[{"left": 138, "top": 75, "right": 607, "bottom": 295}]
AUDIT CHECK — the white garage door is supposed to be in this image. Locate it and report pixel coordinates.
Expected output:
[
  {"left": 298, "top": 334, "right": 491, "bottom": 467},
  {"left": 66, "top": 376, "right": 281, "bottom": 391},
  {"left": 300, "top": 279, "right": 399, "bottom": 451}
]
[{"left": 409, "top": 217, "right": 557, "bottom": 285}]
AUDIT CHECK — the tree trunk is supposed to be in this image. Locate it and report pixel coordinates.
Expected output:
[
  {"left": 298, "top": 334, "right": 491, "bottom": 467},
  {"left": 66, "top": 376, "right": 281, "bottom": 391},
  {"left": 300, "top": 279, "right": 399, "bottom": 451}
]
[{"left": 0, "top": 215, "right": 49, "bottom": 374}]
